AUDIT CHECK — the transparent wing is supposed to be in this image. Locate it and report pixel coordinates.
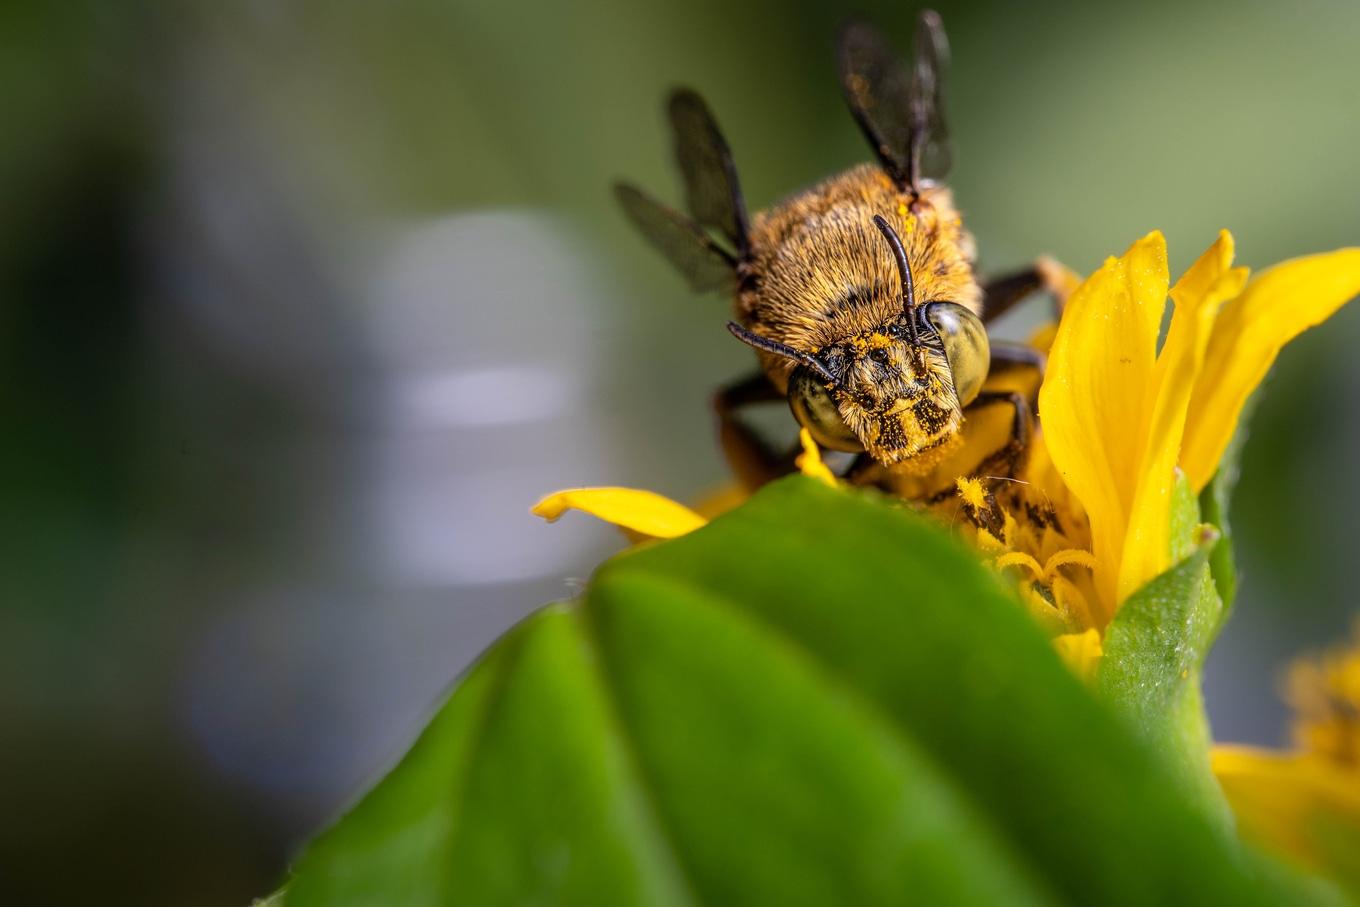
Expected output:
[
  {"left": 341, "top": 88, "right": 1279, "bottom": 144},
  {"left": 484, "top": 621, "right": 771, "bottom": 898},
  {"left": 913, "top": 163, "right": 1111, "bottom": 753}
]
[
  {"left": 667, "top": 89, "right": 750, "bottom": 258},
  {"left": 911, "top": 10, "right": 952, "bottom": 180},
  {"left": 838, "top": 12, "right": 952, "bottom": 191},
  {"left": 614, "top": 183, "right": 736, "bottom": 292}
]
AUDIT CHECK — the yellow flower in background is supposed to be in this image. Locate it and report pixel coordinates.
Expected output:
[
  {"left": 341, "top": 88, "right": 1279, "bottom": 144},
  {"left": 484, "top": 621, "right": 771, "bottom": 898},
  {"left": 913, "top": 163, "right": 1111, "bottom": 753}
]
[{"left": 1213, "top": 625, "right": 1360, "bottom": 883}]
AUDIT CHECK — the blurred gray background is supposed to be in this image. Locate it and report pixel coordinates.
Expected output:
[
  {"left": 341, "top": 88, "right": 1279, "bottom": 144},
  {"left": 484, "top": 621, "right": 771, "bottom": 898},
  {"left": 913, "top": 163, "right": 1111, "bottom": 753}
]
[{"left": 2, "top": 1, "right": 1357, "bottom": 903}]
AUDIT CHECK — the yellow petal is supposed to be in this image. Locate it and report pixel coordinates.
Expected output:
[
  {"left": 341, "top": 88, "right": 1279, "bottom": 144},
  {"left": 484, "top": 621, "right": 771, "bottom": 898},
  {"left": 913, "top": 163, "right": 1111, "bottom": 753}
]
[
  {"left": 532, "top": 487, "right": 707, "bottom": 539},
  {"left": 795, "top": 427, "right": 839, "bottom": 487},
  {"left": 1183, "top": 248, "right": 1360, "bottom": 491},
  {"left": 1039, "top": 231, "right": 1168, "bottom": 623},
  {"left": 1212, "top": 746, "right": 1360, "bottom": 873},
  {"left": 1050, "top": 574, "right": 1098, "bottom": 634},
  {"left": 1054, "top": 628, "right": 1103, "bottom": 681},
  {"left": 1026, "top": 321, "right": 1059, "bottom": 356},
  {"left": 996, "top": 550, "right": 1045, "bottom": 581},
  {"left": 1118, "top": 231, "right": 1247, "bottom": 601}
]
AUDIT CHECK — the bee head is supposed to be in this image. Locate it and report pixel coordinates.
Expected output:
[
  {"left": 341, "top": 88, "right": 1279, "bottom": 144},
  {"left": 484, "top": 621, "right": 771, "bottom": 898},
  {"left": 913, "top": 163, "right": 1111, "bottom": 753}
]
[{"left": 732, "top": 215, "right": 989, "bottom": 469}]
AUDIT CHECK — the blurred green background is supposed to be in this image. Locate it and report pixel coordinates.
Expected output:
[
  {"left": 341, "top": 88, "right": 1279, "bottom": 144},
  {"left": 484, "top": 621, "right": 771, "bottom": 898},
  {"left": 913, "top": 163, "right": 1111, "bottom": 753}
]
[{"left": 3, "top": 1, "right": 1357, "bottom": 904}]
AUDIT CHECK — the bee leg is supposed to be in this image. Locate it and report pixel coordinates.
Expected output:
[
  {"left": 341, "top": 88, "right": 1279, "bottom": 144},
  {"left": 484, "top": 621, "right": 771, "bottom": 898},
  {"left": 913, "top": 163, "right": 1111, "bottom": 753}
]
[
  {"left": 981, "top": 344, "right": 1045, "bottom": 419},
  {"left": 980, "top": 267, "right": 1045, "bottom": 323},
  {"left": 844, "top": 452, "right": 883, "bottom": 486},
  {"left": 713, "top": 371, "right": 796, "bottom": 489},
  {"left": 966, "top": 390, "right": 1033, "bottom": 479},
  {"left": 981, "top": 257, "right": 1080, "bottom": 323},
  {"left": 988, "top": 342, "right": 1045, "bottom": 379}
]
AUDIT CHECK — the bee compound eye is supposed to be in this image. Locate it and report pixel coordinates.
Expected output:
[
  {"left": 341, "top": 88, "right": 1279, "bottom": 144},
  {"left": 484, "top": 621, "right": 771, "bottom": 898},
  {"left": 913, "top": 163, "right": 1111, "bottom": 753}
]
[
  {"left": 787, "top": 367, "right": 864, "bottom": 452},
  {"left": 921, "top": 302, "right": 990, "bottom": 406}
]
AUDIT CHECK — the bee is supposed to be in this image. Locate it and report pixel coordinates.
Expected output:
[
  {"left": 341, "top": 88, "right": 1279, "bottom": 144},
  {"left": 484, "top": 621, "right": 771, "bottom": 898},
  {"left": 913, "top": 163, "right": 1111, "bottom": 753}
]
[{"left": 616, "top": 11, "right": 1055, "bottom": 501}]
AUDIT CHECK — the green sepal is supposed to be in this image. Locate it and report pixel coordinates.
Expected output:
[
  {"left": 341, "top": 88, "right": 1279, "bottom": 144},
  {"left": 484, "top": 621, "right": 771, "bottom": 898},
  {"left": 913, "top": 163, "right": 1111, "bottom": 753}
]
[
  {"left": 1198, "top": 389, "right": 1259, "bottom": 625},
  {"left": 1098, "top": 475, "right": 1228, "bottom": 825}
]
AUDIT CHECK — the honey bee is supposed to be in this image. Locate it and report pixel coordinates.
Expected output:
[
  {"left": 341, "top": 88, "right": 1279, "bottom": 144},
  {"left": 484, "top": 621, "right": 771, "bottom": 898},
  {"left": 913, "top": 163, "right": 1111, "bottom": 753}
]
[{"left": 616, "top": 11, "right": 1054, "bottom": 500}]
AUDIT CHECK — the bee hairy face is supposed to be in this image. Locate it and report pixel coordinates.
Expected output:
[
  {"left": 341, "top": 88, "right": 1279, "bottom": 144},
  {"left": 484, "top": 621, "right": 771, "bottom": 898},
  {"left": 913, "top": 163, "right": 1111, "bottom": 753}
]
[{"left": 788, "top": 304, "right": 989, "bottom": 469}]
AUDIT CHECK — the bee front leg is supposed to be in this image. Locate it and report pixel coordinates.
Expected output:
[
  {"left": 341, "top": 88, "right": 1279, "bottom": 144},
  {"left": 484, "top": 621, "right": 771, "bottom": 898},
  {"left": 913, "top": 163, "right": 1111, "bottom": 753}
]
[
  {"left": 713, "top": 371, "right": 798, "bottom": 490},
  {"left": 981, "top": 257, "right": 1080, "bottom": 323},
  {"left": 988, "top": 342, "right": 1045, "bottom": 379},
  {"left": 965, "top": 390, "right": 1033, "bottom": 479}
]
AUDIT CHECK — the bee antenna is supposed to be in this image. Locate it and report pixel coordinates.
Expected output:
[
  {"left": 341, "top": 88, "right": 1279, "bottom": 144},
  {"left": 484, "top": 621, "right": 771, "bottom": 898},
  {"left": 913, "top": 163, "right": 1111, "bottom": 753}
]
[
  {"left": 725, "top": 322, "right": 838, "bottom": 385},
  {"left": 871, "top": 214, "right": 919, "bottom": 347}
]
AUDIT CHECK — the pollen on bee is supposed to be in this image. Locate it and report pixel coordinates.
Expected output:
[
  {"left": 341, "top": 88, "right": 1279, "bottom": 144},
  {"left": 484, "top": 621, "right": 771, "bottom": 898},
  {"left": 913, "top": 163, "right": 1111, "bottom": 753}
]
[
  {"left": 896, "top": 205, "right": 918, "bottom": 235},
  {"left": 955, "top": 476, "right": 989, "bottom": 510}
]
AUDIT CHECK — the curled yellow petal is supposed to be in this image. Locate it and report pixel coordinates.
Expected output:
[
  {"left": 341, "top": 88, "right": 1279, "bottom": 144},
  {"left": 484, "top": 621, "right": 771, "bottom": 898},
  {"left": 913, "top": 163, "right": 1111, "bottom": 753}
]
[
  {"left": 1118, "top": 231, "right": 1247, "bottom": 602},
  {"left": 1039, "top": 231, "right": 1168, "bottom": 623},
  {"left": 1054, "top": 628, "right": 1103, "bottom": 681},
  {"left": 1183, "top": 247, "right": 1360, "bottom": 491},
  {"left": 1212, "top": 746, "right": 1360, "bottom": 873},
  {"left": 1043, "top": 548, "right": 1098, "bottom": 577},
  {"left": 532, "top": 487, "right": 707, "bottom": 539},
  {"left": 996, "top": 550, "right": 1045, "bottom": 581}
]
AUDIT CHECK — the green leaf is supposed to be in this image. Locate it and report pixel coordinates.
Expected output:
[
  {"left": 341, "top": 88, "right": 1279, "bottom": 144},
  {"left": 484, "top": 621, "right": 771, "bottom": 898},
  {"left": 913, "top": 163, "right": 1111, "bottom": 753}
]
[
  {"left": 279, "top": 477, "right": 1304, "bottom": 906},
  {"left": 1315, "top": 811, "right": 1360, "bottom": 897},
  {"left": 1198, "top": 389, "right": 1258, "bottom": 620}
]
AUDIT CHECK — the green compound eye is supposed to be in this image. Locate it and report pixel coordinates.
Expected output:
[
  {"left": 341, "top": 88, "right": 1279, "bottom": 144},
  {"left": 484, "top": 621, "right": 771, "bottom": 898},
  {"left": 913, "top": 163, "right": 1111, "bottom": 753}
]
[
  {"left": 787, "top": 366, "right": 864, "bottom": 452},
  {"left": 921, "top": 302, "right": 990, "bottom": 406}
]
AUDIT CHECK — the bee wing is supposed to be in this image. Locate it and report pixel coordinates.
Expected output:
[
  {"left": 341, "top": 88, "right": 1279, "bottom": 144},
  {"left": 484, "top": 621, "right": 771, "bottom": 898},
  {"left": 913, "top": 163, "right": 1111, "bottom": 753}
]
[
  {"left": 614, "top": 183, "right": 737, "bottom": 292},
  {"left": 667, "top": 89, "right": 751, "bottom": 259},
  {"left": 838, "top": 11, "right": 952, "bottom": 191},
  {"left": 911, "top": 10, "right": 952, "bottom": 179}
]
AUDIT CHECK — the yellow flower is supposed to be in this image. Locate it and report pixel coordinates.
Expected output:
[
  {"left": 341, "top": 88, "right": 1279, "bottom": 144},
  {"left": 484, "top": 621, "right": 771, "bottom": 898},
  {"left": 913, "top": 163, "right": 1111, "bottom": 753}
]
[
  {"left": 1212, "top": 624, "right": 1360, "bottom": 883},
  {"left": 1017, "top": 230, "right": 1360, "bottom": 628},
  {"left": 530, "top": 230, "right": 1360, "bottom": 886},
  {"left": 533, "top": 231, "right": 1360, "bottom": 640}
]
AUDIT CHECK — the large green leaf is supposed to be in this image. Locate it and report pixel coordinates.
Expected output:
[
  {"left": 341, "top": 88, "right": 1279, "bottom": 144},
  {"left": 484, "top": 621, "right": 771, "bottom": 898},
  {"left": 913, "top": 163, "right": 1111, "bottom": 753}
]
[{"left": 279, "top": 477, "right": 1305, "bottom": 906}]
